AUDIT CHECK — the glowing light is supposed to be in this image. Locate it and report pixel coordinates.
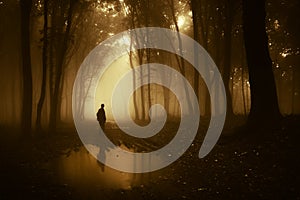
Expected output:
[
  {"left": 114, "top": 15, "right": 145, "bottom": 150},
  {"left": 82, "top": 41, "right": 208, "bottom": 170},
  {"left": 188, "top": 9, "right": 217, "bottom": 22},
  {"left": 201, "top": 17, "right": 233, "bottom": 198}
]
[
  {"left": 124, "top": 5, "right": 130, "bottom": 15},
  {"left": 119, "top": 0, "right": 129, "bottom": 16},
  {"left": 38, "top": 0, "right": 42, "bottom": 8},
  {"left": 274, "top": 19, "right": 280, "bottom": 30},
  {"left": 281, "top": 52, "right": 288, "bottom": 58},
  {"left": 96, "top": 2, "right": 115, "bottom": 13},
  {"left": 280, "top": 48, "right": 292, "bottom": 58},
  {"left": 95, "top": 54, "right": 134, "bottom": 121},
  {"left": 108, "top": 33, "right": 114, "bottom": 36},
  {"left": 177, "top": 15, "right": 185, "bottom": 28}
]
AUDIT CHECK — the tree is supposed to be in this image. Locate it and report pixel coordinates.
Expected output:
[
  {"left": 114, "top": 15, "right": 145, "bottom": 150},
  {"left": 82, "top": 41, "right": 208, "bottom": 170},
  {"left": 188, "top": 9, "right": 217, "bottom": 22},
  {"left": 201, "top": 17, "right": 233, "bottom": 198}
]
[
  {"left": 191, "top": 0, "right": 200, "bottom": 101},
  {"left": 222, "top": 0, "right": 236, "bottom": 118},
  {"left": 36, "top": 0, "right": 48, "bottom": 131},
  {"left": 168, "top": 0, "right": 193, "bottom": 114},
  {"left": 48, "top": 0, "right": 76, "bottom": 131},
  {"left": 126, "top": 0, "right": 170, "bottom": 121},
  {"left": 20, "top": 0, "right": 33, "bottom": 135},
  {"left": 189, "top": 0, "right": 212, "bottom": 116},
  {"left": 242, "top": 0, "right": 281, "bottom": 128}
]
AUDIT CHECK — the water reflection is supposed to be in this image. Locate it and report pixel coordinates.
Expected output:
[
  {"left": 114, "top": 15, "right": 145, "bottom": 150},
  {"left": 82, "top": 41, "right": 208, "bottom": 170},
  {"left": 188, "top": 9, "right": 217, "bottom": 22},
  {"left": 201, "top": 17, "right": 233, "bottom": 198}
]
[{"left": 53, "top": 146, "right": 145, "bottom": 190}]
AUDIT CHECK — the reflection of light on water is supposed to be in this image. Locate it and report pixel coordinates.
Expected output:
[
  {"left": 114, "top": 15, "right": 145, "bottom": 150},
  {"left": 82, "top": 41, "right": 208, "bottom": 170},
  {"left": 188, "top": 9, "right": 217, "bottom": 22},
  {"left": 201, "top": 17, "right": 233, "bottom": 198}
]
[
  {"left": 86, "top": 143, "right": 137, "bottom": 173},
  {"left": 55, "top": 147, "right": 142, "bottom": 190}
]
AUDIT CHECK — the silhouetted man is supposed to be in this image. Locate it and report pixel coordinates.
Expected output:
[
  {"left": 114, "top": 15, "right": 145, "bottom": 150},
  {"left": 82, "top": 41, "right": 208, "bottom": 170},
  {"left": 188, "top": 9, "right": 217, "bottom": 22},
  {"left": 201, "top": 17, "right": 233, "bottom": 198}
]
[{"left": 97, "top": 104, "right": 106, "bottom": 130}]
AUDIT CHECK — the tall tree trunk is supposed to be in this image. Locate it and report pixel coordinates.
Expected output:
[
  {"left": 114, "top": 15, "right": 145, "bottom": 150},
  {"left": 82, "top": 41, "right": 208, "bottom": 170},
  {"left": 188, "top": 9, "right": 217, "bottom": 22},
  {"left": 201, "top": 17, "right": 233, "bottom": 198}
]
[
  {"left": 191, "top": 0, "right": 200, "bottom": 100},
  {"left": 291, "top": 68, "right": 295, "bottom": 114},
  {"left": 223, "top": 1, "right": 234, "bottom": 118},
  {"left": 145, "top": 0, "right": 152, "bottom": 117},
  {"left": 36, "top": 0, "right": 48, "bottom": 131},
  {"left": 190, "top": 0, "right": 214, "bottom": 116},
  {"left": 242, "top": 0, "right": 281, "bottom": 128},
  {"left": 138, "top": 50, "right": 146, "bottom": 121},
  {"left": 241, "top": 63, "right": 247, "bottom": 115},
  {"left": 56, "top": 69, "right": 66, "bottom": 123},
  {"left": 49, "top": 1, "right": 74, "bottom": 131},
  {"left": 169, "top": 0, "right": 193, "bottom": 114},
  {"left": 129, "top": 37, "right": 139, "bottom": 120},
  {"left": 128, "top": 2, "right": 145, "bottom": 121},
  {"left": 20, "top": 0, "right": 33, "bottom": 135}
]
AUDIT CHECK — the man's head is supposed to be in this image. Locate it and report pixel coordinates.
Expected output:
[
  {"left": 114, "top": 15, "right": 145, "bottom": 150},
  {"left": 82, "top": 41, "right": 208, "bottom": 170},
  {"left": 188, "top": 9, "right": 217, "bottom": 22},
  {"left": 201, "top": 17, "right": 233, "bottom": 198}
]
[{"left": 101, "top": 104, "right": 105, "bottom": 108}]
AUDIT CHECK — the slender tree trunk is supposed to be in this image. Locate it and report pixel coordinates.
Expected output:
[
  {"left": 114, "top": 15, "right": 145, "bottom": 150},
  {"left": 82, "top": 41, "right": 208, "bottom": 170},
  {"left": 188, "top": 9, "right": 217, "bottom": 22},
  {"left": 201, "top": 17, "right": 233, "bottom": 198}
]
[
  {"left": 169, "top": 0, "right": 193, "bottom": 114},
  {"left": 242, "top": 0, "right": 281, "bottom": 128},
  {"left": 129, "top": 38, "right": 139, "bottom": 120},
  {"left": 49, "top": 1, "right": 74, "bottom": 131},
  {"left": 132, "top": 3, "right": 146, "bottom": 121},
  {"left": 138, "top": 50, "right": 146, "bottom": 120},
  {"left": 36, "top": 0, "right": 48, "bottom": 131},
  {"left": 20, "top": 0, "right": 33, "bottom": 135},
  {"left": 223, "top": 2, "right": 234, "bottom": 118},
  {"left": 56, "top": 70, "right": 65, "bottom": 123},
  {"left": 191, "top": 0, "right": 199, "bottom": 100},
  {"left": 241, "top": 63, "right": 247, "bottom": 115},
  {"left": 49, "top": 53, "right": 54, "bottom": 121},
  {"left": 291, "top": 68, "right": 295, "bottom": 114},
  {"left": 198, "top": 1, "right": 211, "bottom": 117},
  {"left": 145, "top": 0, "right": 152, "bottom": 116},
  {"left": 127, "top": 4, "right": 139, "bottom": 120}
]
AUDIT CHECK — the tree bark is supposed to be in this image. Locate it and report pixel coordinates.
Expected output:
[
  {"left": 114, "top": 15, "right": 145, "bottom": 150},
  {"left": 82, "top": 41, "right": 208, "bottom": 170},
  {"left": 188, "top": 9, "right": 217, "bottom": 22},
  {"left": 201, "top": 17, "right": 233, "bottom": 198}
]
[
  {"left": 223, "top": 0, "right": 234, "bottom": 118},
  {"left": 36, "top": 0, "right": 48, "bottom": 131},
  {"left": 169, "top": 0, "right": 193, "bottom": 114},
  {"left": 242, "top": 0, "right": 281, "bottom": 128},
  {"left": 49, "top": 0, "right": 75, "bottom": 131},
  {"left": 191, "top": 0, "right": 200, "bottom": 100},
  {"left": 20, "top": 0, "right": 33, "bottom": 135}
]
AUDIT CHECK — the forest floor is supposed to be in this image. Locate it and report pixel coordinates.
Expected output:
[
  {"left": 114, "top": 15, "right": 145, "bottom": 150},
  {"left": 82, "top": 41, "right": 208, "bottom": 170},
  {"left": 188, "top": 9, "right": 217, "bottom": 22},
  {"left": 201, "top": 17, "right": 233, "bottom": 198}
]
[{"left": 0, "top": 116, "right": 299, "bottom": 200}]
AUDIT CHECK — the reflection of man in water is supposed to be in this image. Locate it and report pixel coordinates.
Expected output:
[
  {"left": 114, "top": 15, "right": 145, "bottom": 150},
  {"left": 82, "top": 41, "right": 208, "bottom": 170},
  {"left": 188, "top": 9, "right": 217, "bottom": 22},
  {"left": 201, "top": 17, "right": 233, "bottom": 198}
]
[
  {"left": 97, "top": 104, "right": 106, "bottom": 130},
  {"left": 97, "top": 146, "right": 111, "bottom": 172}
]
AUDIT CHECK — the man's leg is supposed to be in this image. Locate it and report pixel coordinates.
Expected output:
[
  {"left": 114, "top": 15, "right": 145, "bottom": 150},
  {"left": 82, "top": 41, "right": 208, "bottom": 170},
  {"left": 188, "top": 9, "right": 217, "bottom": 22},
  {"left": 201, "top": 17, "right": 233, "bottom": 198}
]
[{"left": 100, "top": 123, "right": 105, "bottom": 131}]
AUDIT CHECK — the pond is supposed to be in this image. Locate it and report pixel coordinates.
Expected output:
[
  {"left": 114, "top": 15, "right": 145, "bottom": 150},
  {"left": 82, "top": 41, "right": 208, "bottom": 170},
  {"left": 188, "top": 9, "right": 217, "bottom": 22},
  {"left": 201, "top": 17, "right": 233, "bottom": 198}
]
[{"left": 44, "top": 146, "right": 154, "bottom": 192}]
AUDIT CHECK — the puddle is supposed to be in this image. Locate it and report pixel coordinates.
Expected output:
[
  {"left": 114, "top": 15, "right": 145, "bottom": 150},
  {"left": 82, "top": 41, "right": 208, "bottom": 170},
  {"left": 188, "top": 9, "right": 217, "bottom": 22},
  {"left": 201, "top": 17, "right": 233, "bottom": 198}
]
[{"left": 44, "top": 147, "right": 151, "bottom": 191}]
